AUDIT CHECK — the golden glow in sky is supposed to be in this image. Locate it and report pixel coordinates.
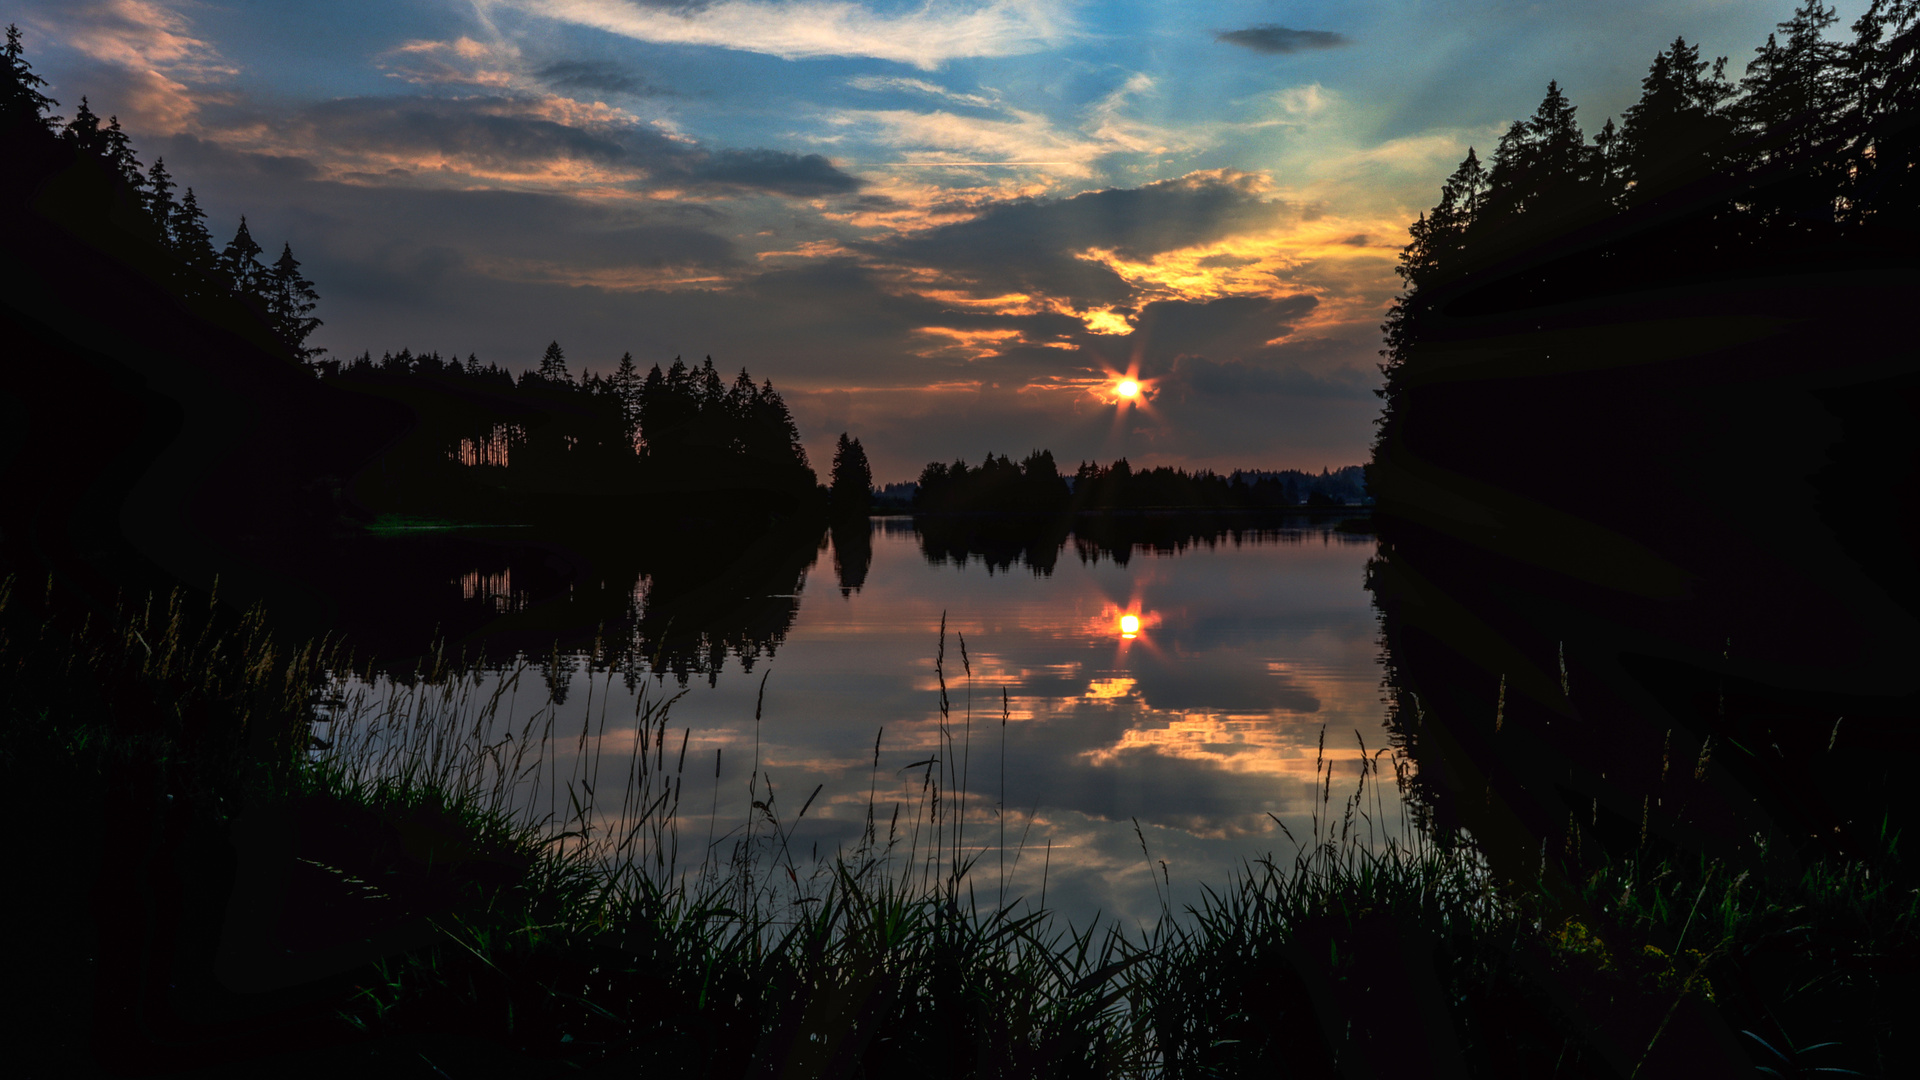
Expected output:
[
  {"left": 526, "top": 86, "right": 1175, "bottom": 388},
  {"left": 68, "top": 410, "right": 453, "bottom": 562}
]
[{"left": 1116, "top": 379, "right": 1139, "bottom": 399}]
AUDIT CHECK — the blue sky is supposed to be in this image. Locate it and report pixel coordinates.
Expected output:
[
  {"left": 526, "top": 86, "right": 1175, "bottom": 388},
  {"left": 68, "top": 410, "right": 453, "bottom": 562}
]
[{"left": 8, "top": 0, "right": 1862, "bottom": 479}]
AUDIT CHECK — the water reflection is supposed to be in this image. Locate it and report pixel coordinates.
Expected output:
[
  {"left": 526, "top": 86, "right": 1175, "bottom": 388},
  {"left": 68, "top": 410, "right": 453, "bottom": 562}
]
[{"left": 332, "top": 513, "right": 1396, "bottom": 930}]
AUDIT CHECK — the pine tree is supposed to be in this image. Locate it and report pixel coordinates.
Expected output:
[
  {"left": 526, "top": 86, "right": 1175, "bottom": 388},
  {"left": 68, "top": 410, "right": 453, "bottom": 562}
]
[
  {"left": 3, "top": 24, "right": 58, "bottom": 129},
  {"left": 266, "top": 242, "right": 325, "bottom": 360},
  {"left": 220, "top": 215, "right": 267, "bottom": 297},
  {"left": 171, "top": 188, "right": 222, "bottom": 295},
  {"left": 830, "top": 433, "right": 873, "bottom": 516},
  {"left": 1733, "top": 0, "right": 1849, "bottom": 239},
  {"left": 62, "top": 95, "right": 102, "bottom": 154},
  {"left": 537, "top": 341, "right": 572, "bottom": 386},
  {"left": 753, "top": 378, "right": 807, "bottom": 469},
  {"left": 145, "top": 157, "right": 178, "bottom": 247},
  {"left": 101, "top": 114, "right": 144, "bottom": 194},
  {"left": 1617, "top": 37, "right": 1737, "bottom": 205},
  {"left": 638, "top": 363, "right": 667, "bottom": 452},
  {"left": 610, "top": 352, "right": 642, "bottom": 447},
  {"left": 1843, "top": 0, "right": 1920, "bottom": 226}
]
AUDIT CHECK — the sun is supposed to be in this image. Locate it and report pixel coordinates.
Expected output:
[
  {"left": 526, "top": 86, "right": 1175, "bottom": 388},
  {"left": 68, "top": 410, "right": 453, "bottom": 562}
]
[{"left": 1115, "top": 379, "right": 1140, "bottom": 399}]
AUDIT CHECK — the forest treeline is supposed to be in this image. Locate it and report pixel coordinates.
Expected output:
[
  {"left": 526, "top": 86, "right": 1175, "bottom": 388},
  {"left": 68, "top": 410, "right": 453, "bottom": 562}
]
[
  {"left": 912, "top": 451, "right": 1366, "bottom": 513},
  {"left": 323, "top": 343, "right": 818, "bottom": 518},
  {"left": 2, "top": 22, "right": 825, "bottom": 583},
  {"left": 3, "top": 26, "right": 322, "bottom": 361},
  {"left": 1374, "top": 0, "right": 1919, "bottom": 464},
  {"left": 1362, "top": 7, "right": 1920, "bottom": 1068}
]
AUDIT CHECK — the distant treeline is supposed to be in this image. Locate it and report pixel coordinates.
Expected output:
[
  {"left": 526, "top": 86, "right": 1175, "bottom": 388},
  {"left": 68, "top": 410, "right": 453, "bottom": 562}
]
[
  {"left": 319, "top": 344, "right": 817, "bottom": 518},
  {"left": 1, "top": 26, "right": 825, "bottom": 621},
  {"left": 910, "top": 451, "right": 1366, "bottom": 513}
]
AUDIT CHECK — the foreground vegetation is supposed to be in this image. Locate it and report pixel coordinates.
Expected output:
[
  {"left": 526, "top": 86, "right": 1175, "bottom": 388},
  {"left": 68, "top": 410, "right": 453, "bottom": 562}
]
[{"left": 5, "top": 581, "right": 1912, "bottom": 1077}]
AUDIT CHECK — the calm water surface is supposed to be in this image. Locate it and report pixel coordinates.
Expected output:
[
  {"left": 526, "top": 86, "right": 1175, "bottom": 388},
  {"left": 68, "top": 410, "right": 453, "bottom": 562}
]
[{"left": 340, "top": 517, "right": 1403, "bottom": 931}]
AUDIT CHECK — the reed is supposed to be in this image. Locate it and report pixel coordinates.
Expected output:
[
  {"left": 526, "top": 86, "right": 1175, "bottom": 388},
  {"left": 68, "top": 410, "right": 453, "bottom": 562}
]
[
  {"left": 7, "top": 579, "right": 1914, "bottom": 1077},
  {"left": 310, "top": 614, "right": 1150, "bottom": 1077}
]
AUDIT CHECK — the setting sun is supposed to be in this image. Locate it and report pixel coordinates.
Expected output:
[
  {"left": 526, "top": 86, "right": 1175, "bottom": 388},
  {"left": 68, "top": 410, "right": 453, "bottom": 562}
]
[
  {"left": 1119, "top": 614, "right": 1141, "bottom": 636},
  {"left": 1116, "top": 379, "right": 1140, "bottom": 398}
]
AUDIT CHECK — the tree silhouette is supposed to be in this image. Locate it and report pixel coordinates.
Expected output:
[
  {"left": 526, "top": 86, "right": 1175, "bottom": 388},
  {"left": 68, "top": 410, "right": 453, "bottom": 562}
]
[
  {"left": 536, "top": 340, "right": 572, "bottom": 386},
  {"left": 610, "top": 351, "right": 642, "bottom": 448},
  {"left": 266, "top": 242, "right": 324, "bottom": 360},
  {"left": 1616, "top": 37, "right": 1737, "bottom": 206},
  {"left": 61, "top": 95, "right": 101, "bottom": 153},
  {"left": 170, "top": 188, "right": 222, "bottom": 296},
  {"left": 220, "top": 216, "right": 267, "bottom": 298},
  {"left": 100, "top": 114, "right": 144, "bottom": 196},
  {"left": 144, "top": 157, "right": 178, "bottom": 248},
  {"left": 2, "top": 23, "right": 58, "bottom": 129},
  {"left": 830, "top": 432, "right": 872, "bottom": 517}
]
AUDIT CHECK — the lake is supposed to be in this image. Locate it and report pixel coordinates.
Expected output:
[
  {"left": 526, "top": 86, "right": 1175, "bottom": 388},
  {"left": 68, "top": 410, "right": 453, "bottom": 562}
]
[{"left": 323, "top": 513, "right": 1402, "bottom": 932}]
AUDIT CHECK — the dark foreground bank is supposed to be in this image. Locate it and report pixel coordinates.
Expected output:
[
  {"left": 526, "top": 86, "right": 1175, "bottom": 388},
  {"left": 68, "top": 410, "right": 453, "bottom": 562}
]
[{"left": 5, "top": 582, "right": 1913, "bottom": 1078}]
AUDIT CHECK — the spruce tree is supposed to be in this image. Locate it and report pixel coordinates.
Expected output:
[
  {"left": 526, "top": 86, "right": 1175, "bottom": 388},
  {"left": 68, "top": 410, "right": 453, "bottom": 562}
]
[
  {"left": 220, "top": 215, "right": 267, "bottom": 297},
  {"left": 830, "top": 433, "right": 873, "bottom": 516},
  {"left": 3, "top": 24, "right": 58, "bottom": 129},
  {"left": 145, "top": 157, "right": 178, "bottom": 248},
  {"left": 610, "top": 351, "right": 642, "bottom": 446},
  {"left": 101, "top": 114, "right": 144, "bottom": 194},
  {"left": 537, "top": 341, "right": 572, "bottom": 386},
  {"left": 1617, "top": 37, "right": 1737, "bottom": 205},
  {"left": 638, "top": 363, "right": 667, "bottom": 453},
  {"left": 1843, "top": 0, "right": 1920, "bottom": 227},
  {"left": 1734, "top": 0, "right": 1848, "bottom": 237},
  {"left": 171, "top": 188, "right": 222, "bottom": 295},
  {"left": 266, "top": 242, "right": 325, "bottom": 360},
  {"left": 62, "top": 95, "right": 102, "bottom": 153}
]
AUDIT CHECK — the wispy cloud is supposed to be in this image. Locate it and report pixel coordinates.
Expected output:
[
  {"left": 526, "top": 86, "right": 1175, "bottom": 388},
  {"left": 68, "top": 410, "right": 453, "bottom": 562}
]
[
  {"left": 846, "top": 75, "right": 998, "bottom": 109},
  {"left": 1216, "top": 26, "right": 1350, "bottom": 56},
  {"left": 382, "top": 36, "right": 521, "bottom": 88},
  {"left": 503, "top": 0, "right": 1074, "bottom": 69},
  {"left": 834, "top": 106, "right": 1108, "bottom": 174},
  {"left": 25, "top": 0, "right": 236, "bottom": 132},
  {"left": 831, "top": 70, "right": 1200, "bottom": 178}
]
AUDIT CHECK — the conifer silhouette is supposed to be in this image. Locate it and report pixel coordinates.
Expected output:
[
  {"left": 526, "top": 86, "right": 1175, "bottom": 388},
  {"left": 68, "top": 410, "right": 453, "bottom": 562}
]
[
  {"left": 536, "top": 340, "right": 572, "bottom": 386},
  {"left": 830, "top": 432, "right": 872, "bottom": 517},
  {"left": 2, "top": 23, "right": 58, "bottom": 128},
  {"left": 171, "top": 188, "right": 222, "bottom": 296},
  {"left": 145, "top": 157, "right": 178, "bottom": 248},
  {"left": 220, "top": 216, "right": 267, "bottom": 297},
  {"left": 61, "top": 95, "right": 101, "bottom": 152},
  {"left": 266, "top": 242, "right": 324, "bottom": 359}
]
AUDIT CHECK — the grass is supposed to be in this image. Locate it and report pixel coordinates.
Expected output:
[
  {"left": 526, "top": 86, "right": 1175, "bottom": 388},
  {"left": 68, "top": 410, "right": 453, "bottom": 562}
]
[{"left": 5, "top": 577, "right": 1915, "bottom": 1077}]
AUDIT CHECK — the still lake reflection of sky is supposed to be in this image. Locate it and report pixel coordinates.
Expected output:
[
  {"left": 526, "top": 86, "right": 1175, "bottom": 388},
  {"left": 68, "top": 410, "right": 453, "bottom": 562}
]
[{"left": 357, "top": 518, "right": 1402, "bottom": 933}]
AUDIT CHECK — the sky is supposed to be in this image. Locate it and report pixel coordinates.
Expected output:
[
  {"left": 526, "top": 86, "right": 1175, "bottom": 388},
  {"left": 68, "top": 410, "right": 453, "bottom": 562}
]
[{"left": 7, "top": 0, "right": 1860, "bottom": 481}]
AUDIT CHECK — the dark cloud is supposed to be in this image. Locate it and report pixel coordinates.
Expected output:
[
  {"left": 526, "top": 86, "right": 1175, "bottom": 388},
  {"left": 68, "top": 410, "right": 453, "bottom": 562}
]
[
  {"left": 1216, "top": 26, "right": 1351, "bottom": 55},
  {"left": 1128, "top": 294, "right": 1319, "bottom": 366},
  {"left": 1168, "top": 356, "right": 1376, "bottom": 400},
  {"left": 287, "top": 95, "right": 861, "bottom": 198},
  {"left": 300, "top": 96, "right": 642, "bottom": 169},
  {"left": 693, "top": 149, "right": 864, "bottom": 196},
  {"left": 536, "top": 60, "right": 676, "bottom": 98},
  {"left": 869, "top": 173, "right": 1287, "bottom": 307}
]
